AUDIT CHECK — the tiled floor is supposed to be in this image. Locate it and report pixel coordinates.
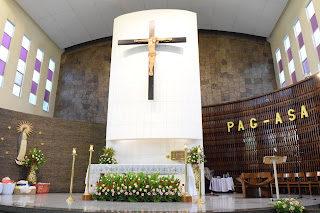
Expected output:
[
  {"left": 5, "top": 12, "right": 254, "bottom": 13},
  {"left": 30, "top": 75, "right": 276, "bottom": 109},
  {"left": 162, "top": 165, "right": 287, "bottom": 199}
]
[{"left": 0, "top": 193, "right": 319, "bottom": 212}]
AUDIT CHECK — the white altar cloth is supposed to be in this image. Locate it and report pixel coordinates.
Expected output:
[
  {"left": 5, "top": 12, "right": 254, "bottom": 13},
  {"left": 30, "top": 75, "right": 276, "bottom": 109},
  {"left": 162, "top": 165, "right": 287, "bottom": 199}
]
[
  {"left": 85, "top": 164, "right": 197, "bottom": 196},
  {"left": 209, "top": 177, "right": 234, "bottom": 192}
]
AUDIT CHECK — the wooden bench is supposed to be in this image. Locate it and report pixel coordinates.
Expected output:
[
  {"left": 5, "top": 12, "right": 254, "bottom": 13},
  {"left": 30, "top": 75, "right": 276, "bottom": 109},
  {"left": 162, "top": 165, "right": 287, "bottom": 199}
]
[{"left": 237, "top": 172, "right": 274, "bottom": 198}]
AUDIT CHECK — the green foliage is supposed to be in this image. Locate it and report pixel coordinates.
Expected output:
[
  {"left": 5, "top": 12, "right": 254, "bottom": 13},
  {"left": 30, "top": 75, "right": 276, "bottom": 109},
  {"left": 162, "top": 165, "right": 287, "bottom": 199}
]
[
  {"left": 270, "top": 198, "right": 306, "bottom": 213},
  {"left": 22, "top": 148, "right": 46, "bottom": 170},
  {"left": 187, "top": 145, "right": 206, "bottom": 165},
  {"left": 92, "top": 172, "right": 183, "bottom": 202},
  {"left": 99, "top": 147, "right": 117, "bottom": 164}
]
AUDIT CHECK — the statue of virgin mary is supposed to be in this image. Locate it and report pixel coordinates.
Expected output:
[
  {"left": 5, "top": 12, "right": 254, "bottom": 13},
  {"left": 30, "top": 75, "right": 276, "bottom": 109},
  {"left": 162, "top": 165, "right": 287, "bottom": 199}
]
[{"left": 16, "top": 121, "right": 33, "bottom": 165}]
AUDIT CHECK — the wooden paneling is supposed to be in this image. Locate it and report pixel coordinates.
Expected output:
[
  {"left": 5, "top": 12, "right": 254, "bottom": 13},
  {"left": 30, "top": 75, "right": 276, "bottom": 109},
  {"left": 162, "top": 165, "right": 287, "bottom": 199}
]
[{"left": 203, "top": 75, "right": 320, "bottom": 178}]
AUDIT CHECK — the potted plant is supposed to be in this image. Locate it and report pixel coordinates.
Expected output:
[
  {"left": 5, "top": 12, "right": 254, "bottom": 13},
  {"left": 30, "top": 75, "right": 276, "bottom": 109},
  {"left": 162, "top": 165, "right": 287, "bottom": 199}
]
[
  {"left": 187, "top": 146, "right": 206, "bottom": 194},
  {"left": 99, "top": 147, "right": 117, "bottom": 164},
  {"left": 22, "top": 148, "right": 46, "bottom": 183},
  {"left": 270, "top": 198, "right": 306, "bottom": 213}
]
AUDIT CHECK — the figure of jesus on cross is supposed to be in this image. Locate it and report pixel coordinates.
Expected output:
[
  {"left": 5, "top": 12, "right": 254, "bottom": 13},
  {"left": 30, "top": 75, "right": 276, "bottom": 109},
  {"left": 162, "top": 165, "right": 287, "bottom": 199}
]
[
  {"left": 133, "top": 36, "right": 172, "bottom": 77},
  {"left": 118, "top": 21, "right": 186, "bottom": 100}
]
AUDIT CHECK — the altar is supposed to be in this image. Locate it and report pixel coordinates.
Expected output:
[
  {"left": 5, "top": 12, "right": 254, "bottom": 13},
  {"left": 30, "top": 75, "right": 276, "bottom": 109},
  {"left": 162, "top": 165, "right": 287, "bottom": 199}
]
[{"left": 85, "top": 164, "right": 198, "bottom": 196}]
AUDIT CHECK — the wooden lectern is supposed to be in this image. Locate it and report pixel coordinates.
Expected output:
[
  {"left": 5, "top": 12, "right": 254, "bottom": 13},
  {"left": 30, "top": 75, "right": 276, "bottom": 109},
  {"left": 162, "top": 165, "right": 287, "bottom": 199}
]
[{"left": 263, "top": 156, "right": 287, "bottom": 200}]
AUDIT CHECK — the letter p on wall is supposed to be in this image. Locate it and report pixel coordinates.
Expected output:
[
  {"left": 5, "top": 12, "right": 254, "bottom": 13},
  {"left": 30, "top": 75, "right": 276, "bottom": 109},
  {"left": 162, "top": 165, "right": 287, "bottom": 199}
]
[{"left": 227, "top": 122, "right": 234, "bottom": 132}]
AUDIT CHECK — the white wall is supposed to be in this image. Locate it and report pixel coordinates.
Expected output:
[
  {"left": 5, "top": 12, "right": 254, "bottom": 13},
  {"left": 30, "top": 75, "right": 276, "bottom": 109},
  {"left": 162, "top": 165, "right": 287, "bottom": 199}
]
[
  {"left": 106, "top": 10, "right": 204, "bottom": 196},
  {"left": 107, "top": 10, "right": 202, "bottom": 141}
]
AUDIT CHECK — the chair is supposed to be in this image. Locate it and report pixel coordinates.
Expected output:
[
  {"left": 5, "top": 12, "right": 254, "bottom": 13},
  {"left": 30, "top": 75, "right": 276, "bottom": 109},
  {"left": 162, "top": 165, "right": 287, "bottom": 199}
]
[
  {"left": 272, "top": 173, "right": 286, "bottom": 194},
  {"left": 291, "top": 172, "right": 308, "bottom": 195},
  {"left": 305, "top": 172, "right": 320, "bottom": 195},
  {"left": 237, "top": 172, "right": 274, "bottom": 198},
  {"left": 282, "top": 173, "right": 294, "bottom": 194}
]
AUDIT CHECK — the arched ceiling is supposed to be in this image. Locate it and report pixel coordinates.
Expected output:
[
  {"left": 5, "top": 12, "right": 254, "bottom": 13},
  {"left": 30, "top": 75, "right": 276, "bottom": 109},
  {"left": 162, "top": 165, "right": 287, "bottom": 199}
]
[{"left": 16, "top": 0, "right": 288, "bottom": 49}]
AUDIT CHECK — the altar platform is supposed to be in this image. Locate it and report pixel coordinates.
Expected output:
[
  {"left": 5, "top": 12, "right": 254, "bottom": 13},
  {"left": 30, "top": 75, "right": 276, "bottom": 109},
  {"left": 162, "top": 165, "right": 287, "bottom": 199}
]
[{"left": 0, "top": 193, "right": 320, "bottom": 213}]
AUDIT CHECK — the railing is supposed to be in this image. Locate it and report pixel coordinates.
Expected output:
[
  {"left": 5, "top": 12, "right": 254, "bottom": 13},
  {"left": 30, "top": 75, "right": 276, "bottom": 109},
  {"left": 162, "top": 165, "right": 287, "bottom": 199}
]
[{"left": 202, "top": 74, "right": 320, "bottom": 177}]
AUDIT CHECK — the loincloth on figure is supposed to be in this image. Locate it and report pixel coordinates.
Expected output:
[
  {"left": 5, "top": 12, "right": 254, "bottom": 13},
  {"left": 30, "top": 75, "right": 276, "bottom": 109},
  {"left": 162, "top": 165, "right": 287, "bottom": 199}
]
[{"left": 148, "top": 52, "right": 156, "bottom": 57}]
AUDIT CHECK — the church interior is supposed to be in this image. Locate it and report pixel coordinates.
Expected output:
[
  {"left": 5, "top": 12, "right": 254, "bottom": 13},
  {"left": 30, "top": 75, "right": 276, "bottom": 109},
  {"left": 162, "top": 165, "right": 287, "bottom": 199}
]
[{"left": 1, "top": 0, "right": 320, "bottom": 212}]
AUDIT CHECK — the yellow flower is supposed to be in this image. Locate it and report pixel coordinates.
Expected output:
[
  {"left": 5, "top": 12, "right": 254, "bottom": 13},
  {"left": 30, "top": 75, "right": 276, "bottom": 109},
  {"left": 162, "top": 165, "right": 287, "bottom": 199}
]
[
  {"left": 283, "top": 205, "right": 286, "bottom": 208},
  {"left": 290, "top": 202, "right": 293, "bottom": 205},
  {"left": 301, "top": 206, "right": 305, "bottom": 209},
  {"left": 277, "top": 201, "right": 281, "bottom": 204},
  {"left": 285, "top": 198, "right": 289, "bottom": 201},
  {"left": 291, "top": 198, "right": 295, "bottom": 201},
  {"left": 295, "top": 201, "right": 300, "bottom": 206}
]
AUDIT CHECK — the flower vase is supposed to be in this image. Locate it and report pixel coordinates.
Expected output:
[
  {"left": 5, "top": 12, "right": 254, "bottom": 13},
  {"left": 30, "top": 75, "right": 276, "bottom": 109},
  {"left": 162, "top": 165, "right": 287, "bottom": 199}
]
[
  {"left": 27, "top": 165, "right": 37, "bottom": 183},
  {"left": 192, "top": 165, "right": 200, "bottom": 194}
]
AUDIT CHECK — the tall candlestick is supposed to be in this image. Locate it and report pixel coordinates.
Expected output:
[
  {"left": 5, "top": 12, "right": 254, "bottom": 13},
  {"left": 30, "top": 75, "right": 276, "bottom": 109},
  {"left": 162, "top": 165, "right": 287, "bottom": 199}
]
[
  {"left": 197, "top": 147, "right": 205, "bottom": 204},
  {"left": 82, "top": 145, "right": 94, "bottom": 200},
  {"left": 66, "top": 148, "right": 77, "bottom": 203},
  {"left": 181, "top": 144, "right": 192, "bottom": 202}
]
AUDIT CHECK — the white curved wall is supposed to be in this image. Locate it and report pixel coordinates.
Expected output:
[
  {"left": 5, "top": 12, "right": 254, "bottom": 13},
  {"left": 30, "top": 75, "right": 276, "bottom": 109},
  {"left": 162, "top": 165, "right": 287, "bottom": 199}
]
[{"left": 107, "top": 9, "right": 202, "bottom": 141}]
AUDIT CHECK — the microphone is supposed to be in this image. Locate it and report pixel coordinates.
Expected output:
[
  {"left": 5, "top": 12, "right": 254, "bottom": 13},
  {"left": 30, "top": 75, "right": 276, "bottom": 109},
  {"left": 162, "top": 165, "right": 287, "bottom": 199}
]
[{"left": 273, "top": 146, "right": 277, "bottom": 153}]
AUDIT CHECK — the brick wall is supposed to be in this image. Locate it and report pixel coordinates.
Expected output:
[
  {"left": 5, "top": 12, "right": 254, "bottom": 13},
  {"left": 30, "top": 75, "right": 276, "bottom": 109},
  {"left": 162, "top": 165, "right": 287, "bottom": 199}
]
[
  {"left": 0, "top": 107, "right": 106, "bottom": 193},
  {"left": 54, "top": 31, "right": 277, "bottom": 123}
]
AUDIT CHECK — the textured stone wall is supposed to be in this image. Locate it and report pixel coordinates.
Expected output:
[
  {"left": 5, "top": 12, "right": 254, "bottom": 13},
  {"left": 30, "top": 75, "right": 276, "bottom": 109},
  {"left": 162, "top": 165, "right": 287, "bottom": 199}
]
[
  {"left": 0, "top": 107, "right": 106, "bottom": 193},
  {"left": 54, "top": 39, "right": 111, "bottom": 124},
  {"left": 54, "top": 31, "right": 277, "bottom": 123},
  {"left": 199, "top": 30, "right": 276, "bottom": 105}
]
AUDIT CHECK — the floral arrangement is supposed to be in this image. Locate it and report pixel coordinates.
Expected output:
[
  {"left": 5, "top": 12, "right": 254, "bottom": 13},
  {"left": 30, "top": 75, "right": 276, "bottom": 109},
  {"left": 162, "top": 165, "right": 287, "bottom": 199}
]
[
  {"left": 270, "top": 198, "right": 306, "bottom": 213},
  {"left": 99, "top": 147, "right": 117, "bottom": 164},
  {"left": 187, "top": 145, "right": 206, "bottom": 165},
  {"left": 92, "top": 172, "right": 183, "bottom": 202},
  {"left": 22, "top": 148, "right": 46, "bottom": 169}
]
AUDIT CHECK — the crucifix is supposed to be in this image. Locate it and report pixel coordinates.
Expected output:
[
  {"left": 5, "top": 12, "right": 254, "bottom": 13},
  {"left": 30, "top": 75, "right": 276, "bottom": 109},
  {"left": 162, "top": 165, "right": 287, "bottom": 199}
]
[{"left": 118, "top": 21, "right": 186, "bottom": 100}]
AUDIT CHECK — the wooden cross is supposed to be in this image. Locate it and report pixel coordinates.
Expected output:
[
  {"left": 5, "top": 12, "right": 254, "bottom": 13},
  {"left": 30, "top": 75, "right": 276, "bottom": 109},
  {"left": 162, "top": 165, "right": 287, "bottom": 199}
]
[{"left": 118, "top": 21, "right": 186, "bottom": 100}]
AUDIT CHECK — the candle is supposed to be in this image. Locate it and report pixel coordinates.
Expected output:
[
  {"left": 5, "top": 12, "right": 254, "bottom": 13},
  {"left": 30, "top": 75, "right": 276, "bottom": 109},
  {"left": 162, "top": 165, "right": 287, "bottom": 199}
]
[
  {"left": 198, "top": 147, "right": 201, "bottom": 154},
  {"left": 184, "top": 144, "right": 187, "bottom": 149},
  {"left": 90, "top": 145, "right": 94, "bottom": 151},
  {"left": 73, "top": 148, "right": 76, "bottom": 154}
]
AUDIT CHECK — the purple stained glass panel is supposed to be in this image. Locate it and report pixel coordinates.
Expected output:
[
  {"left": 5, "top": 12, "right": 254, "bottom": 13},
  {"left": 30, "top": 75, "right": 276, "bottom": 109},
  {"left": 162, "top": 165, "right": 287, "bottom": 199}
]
[
  {"left": 0, "top": 59, "right": 5, "bottom": 76},
  {"left": 282, "top": 82, "right": 286, "bottom": 88},
  {"left": 47, "top": 69, "right": 53, "bottom": 81},
  {"left": 14, "top": 71, "right": 23, "bottom": 86},
  {"left": 298, "top": 33, "right": 304, "bottom": 48},
  {"left": 303, "top": 59, "right": 310, "bottom": 74},
  {"left": 44, "top": 90, "right": 50, "bottom": 102},
  {"left": 291, "top": 72, "right": 297, "bottom": 83},
  {"left": 20, "top": 47, "right": 28, "bottom": 62},
  {"left": 31, "top": 81, "right": 38, "bottom": 95},
  {"left": 311, "top": 15, "right": 318, "bottom": 32},
  {"left": 34, "top": 59, "right": 41, "bottom": 72},
  {"left": 317, "top": 45, "right": 320, "bottom": 61},
  {"left": 1, "top": 33, "right": 11, "bottom": 49},
  {"left": 287, "top": 48, "right": 293, "bottom": 61},
  {"left": 278, "top": 60, "right": 283, "bottom": 72}
]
